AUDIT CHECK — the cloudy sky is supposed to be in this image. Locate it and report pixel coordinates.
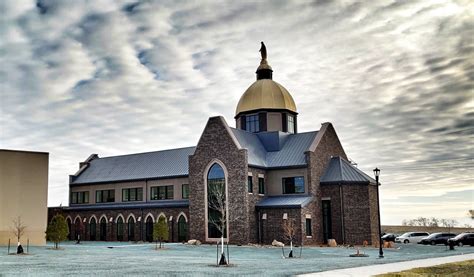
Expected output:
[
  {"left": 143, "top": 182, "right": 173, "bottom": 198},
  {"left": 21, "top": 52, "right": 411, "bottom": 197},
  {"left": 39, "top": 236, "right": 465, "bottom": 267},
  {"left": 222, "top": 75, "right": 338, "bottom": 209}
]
[{"left": 1, "top": 0, "right": 473, "bottom": 225}]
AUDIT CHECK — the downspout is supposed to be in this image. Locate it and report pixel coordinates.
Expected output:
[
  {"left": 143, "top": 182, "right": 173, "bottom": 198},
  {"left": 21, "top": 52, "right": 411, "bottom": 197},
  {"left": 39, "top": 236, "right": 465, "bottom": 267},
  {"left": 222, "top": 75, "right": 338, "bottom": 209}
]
[
  {"left": 339, "top": 184, "right": 345, "bottom": 245},
  {"left": 257, "top": 210, "right": 261, "bottom": 244}
]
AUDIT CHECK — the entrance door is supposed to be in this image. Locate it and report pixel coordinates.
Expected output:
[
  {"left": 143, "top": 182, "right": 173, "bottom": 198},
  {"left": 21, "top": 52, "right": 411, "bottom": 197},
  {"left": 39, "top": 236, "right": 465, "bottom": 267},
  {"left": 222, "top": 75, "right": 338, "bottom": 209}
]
[
  {"left": 322, "top": 200, "right": 332, "bottom": 243},
  {"left": 145, "top": 217, "right": 154, "bottom": 242},
  {"left": 90, "top": 218, "right": 96, "bottom": 241},
  {"left": 177, "top": 216, "right": 188, "bottom": 242}
]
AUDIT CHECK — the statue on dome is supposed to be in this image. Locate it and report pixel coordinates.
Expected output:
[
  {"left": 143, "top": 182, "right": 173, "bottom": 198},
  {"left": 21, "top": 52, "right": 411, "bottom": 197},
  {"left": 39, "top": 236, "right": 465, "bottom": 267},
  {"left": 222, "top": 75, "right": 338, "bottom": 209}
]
[{"left": 260, "top": 42, "right": 267, "bottom": 61}]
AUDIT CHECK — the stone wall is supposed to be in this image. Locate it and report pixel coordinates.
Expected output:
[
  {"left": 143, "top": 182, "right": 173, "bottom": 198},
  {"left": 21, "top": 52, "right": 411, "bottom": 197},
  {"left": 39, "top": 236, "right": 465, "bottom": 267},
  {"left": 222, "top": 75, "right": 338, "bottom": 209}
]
[
  {"left": 258, "top": 208, "right": 302, "bottom": 245},
  {"left": 188, "top": 116, "right": 250, "bottom": 244},
  {"left": 247, "top": 167, "right": 266, "bottom": 243},
  {"left": 306, "top": 123, "right": 347, "bottom": 244}
]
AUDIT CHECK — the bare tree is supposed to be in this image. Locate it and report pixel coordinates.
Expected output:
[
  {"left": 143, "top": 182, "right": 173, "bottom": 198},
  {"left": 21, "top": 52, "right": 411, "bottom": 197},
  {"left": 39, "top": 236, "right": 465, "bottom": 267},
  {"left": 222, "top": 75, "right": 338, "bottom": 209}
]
[
  {"left": 11, "top": 216, "right": 27, "bottom": 243},
  {"left": 282, "top": 217, "right": 297, "bottom": 258},
  {"left": 207, "top": 182, "right": 228, "bottom": 265},
  {"left": 440, "top": 219, "right": 458, "bottom": 232}
]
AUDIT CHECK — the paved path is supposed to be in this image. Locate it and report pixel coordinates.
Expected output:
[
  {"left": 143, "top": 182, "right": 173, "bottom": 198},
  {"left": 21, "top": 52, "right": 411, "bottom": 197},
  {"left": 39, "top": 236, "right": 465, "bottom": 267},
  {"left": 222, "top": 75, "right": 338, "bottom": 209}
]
[{"left": 298, "top": 253, "right": 474, "bottom": 277}]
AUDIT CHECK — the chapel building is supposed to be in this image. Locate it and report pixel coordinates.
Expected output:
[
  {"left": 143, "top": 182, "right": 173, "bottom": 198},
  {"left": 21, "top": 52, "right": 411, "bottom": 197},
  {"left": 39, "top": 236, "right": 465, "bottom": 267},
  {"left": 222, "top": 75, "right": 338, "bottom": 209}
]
[{"left": 49, "top": 43, "right": 380, "bottom": 246}]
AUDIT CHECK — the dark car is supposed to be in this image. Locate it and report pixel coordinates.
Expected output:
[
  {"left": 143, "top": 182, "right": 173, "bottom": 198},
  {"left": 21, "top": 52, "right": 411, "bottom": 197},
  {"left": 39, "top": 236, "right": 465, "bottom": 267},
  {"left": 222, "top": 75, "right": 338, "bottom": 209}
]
[
  {"left": 381, "top": 233, "right": 397, "bottom": 242},
  {"left": 447, "top": 233, "right": 474, "bottom": 247},
  {"left": 418, "top": 233, "right": 456, "bottom": 245}
]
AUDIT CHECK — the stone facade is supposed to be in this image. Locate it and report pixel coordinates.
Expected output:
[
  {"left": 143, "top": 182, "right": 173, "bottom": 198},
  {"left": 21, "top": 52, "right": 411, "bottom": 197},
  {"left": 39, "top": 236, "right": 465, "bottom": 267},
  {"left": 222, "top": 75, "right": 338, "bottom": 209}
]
[
  {"left": 48, "top": 207, "right": 189, "bottom": 243},
  {"left": 188, "top": 116, "right": 250, "bottom": 244}
]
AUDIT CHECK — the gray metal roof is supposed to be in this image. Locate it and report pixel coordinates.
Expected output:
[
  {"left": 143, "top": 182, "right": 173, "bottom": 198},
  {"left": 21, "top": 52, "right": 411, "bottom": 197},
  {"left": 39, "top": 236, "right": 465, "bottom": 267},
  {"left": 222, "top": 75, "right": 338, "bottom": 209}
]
[
  {"left": 64, "top": 200, "right": 189, "bottom": 211},
  {"left": 71, "top": 147, "right": 195, "bottom": 185},
  {"left": 320, "top": 156, "right": 376, "bottom": 185},
  {"left": 256, "top": 195, "right": 313, "bottom": 208},
  {"left": 231, "top": 129, "right": 317, "bottom": 168}
]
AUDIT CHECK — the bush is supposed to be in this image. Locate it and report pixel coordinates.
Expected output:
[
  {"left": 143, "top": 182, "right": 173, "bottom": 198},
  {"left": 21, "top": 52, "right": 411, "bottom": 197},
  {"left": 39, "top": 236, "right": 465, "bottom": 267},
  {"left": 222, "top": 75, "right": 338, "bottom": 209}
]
[{"left": 46, "top": 214, "right": 69, "bottom": 249}]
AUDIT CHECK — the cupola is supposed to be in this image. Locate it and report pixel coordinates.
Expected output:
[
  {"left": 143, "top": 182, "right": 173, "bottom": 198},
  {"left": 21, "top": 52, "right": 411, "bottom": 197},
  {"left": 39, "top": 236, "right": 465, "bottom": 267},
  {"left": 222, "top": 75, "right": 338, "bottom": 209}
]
[{"left": 235, "top": 42, "right": 298, "bottom": 133}]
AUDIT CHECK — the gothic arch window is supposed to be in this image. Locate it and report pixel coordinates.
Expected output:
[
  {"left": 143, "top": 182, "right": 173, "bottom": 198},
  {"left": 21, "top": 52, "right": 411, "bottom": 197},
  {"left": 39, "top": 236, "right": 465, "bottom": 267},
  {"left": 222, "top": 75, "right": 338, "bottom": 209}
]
[
  {"left": 116, "top": 217, "right": 124, "bottom": 241},
  {"left": 66, "top": 217, "right": 72, "bottom": 240},
  {"left": 145, "top": 216, "right": 154, "bottom": 242},
  {"left": 127, "top": 216, "right": 135, "bottom": 241},
  {"left": 178, "top": 215, "right": 188, "bottom": 242},
  {"left": 206, "top": 162, "right": 227, "bottom": 239},
  {"left": 89, "top": 217, "right": 97, "bottom": 241},
  {"left": 100, "top": 217, "right": 107, "bottom": 241}
]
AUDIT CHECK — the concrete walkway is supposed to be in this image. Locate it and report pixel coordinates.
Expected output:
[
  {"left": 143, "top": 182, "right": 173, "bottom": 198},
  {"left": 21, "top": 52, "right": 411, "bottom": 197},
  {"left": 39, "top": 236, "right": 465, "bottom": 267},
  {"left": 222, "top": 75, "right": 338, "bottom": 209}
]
[{"left": 298, "top": 253, "right": 474, "bottom": 277}]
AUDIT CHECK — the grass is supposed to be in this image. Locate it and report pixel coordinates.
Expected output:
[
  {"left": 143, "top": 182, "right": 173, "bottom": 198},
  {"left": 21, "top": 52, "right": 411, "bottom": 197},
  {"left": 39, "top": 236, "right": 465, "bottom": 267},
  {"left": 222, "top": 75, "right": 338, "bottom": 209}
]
[{"left": 377, "top": 260, "right": 474, "bottom": 276}]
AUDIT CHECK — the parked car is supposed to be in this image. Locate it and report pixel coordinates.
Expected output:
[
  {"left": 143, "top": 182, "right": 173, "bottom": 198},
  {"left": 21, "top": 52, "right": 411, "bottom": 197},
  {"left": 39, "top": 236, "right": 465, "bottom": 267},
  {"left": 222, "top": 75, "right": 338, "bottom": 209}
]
[
  {"left": 395, "top": 232, "right": 429, "bottom": 244},
  {"left": 381, "top": 233, "right": 397, "bottom": 242},
  {"left": 447, "top": 233, "right": 474, "bottom": 247},
  {"left": 418, "top": 233, "right": 456, "bottom": 245}
]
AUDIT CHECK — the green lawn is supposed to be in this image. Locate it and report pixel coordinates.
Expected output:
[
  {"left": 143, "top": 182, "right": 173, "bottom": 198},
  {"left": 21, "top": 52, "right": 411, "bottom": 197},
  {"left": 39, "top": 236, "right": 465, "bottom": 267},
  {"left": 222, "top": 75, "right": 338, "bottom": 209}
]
[{"left": 377, "top": 260, "right": 474, "bottom": 276}]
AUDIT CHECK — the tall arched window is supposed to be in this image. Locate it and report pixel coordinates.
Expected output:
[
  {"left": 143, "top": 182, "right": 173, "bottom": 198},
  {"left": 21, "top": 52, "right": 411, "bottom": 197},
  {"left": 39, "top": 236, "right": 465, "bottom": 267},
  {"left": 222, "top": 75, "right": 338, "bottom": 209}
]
[
  {"left": 128, "top": 217, "right": 135, "bottom": 241},
  {"left": 90, "top": 218, "right": 97, "bottom": 241},
  {"left": 178, "top": 215, "right": 188, "bottom": 242},
  {"left": 207, "top": 163, "right": 227, "bottom": 239},
  {"left": 117, "top": 217, "right": 124, "bottom": 241},
  {"left": 74, "top": 218, "right": 82, "bottom": 241},
  {"left": 100, "top": 217, "right": 107, "bottom": 241}
]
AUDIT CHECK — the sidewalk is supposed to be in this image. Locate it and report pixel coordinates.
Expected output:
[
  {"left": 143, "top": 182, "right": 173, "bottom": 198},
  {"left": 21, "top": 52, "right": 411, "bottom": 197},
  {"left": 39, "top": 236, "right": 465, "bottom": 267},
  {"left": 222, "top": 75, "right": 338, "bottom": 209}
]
[{"left": 298, "top": 253, "right": 474, "bottom": 277}]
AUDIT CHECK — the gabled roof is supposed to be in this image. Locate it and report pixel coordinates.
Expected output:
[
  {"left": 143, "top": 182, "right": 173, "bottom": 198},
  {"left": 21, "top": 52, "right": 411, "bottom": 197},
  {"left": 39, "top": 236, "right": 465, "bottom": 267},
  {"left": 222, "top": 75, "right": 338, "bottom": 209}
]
[
  {"left": 256, "top": 195, "right": 313, "bottom": 209},
  {"left": 230, "top": 128, "right": 317, "bottom": 168},
  {"left": 71, "top": 147, "right": 196, "bottom": 185},
  {"left": 320, "top": 156, "right": 376, "bottom": 185}
]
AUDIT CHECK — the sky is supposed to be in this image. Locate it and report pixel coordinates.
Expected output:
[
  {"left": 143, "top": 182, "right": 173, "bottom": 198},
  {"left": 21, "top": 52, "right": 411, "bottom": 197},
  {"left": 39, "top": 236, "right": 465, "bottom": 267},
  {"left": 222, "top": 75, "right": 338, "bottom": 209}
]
[{"left": 1, "top": 0, "right": 473, "bottom": 226}]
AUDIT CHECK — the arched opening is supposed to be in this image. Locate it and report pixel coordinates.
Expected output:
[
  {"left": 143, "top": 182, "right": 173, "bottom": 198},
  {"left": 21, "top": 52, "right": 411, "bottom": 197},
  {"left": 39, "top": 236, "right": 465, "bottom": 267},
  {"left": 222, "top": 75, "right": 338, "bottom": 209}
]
[
  {"left": 74, "top": 217, "right": 82, "bottom": 241},
  {"left": 127, "top": 217, "right": 135, "bottom": 241},
  {"left": 66, "top": 218, "right": 72, "bottom": 240},
  {"left": 100, "top": 217, "right": 107, "bottom": 241},
  {"left": 178, "top": 215, "right": 188, "bottom": 242},
  {"left": 145, "top": 217, "right": 154, "bottom": 242},
  {"left": 207, "top": 163, "right": 227, "bottom": 239},
  {"left": 117, "top": 217, "right": 124, "bottom": 241},
  {"left": 90, "top": 217, "right": 97, "bottom": 241}
]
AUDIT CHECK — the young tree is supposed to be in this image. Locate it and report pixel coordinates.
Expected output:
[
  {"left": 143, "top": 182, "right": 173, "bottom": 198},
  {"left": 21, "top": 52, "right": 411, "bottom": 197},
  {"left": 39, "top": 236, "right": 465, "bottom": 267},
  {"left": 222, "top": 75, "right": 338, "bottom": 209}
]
[
  {"left": 45, "top": 214, "right": 69, "bottom": 249},
  {"left": 282, "top": 217, "right": 297, "bottom": 258},
  {"left": 11, "top": 216, "right": 27, "bottom": 243},
  {"left": 207, "top": 183, "right": 228, "bottom": 265},
  {"left": 153, "top": 216, "right": 169, "bottom": 249}
]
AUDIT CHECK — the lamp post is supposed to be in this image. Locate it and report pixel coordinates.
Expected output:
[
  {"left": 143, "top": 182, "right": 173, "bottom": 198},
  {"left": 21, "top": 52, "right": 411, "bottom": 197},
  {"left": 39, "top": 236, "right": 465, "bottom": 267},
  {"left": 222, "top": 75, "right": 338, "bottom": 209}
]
[{"left": 373, "top": 167, "right": 383, "bottom": 258}]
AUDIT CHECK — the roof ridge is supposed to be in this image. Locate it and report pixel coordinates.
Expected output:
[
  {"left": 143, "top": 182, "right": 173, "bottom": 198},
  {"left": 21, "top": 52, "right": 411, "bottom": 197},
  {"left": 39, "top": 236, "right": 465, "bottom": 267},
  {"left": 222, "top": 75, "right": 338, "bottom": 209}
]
[{"left": 98, "top": 146, "right": 196, "bottom": 160}]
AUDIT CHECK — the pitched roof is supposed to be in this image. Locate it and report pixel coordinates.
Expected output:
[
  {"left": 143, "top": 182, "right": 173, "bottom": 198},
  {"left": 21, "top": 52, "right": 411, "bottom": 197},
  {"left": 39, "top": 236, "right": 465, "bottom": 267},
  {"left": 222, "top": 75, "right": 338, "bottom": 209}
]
[
  {"left": 230, "top": 129, "right": 317, "bottom": 168},
  {"left": 71, "top": 147, "right": 196, "bottom": 185},
  {"left": 256, "top": 195, "right": 313, "bottom": 208},
  {"left": 320, "top": 156, "right": 376, "bottom": 185}
]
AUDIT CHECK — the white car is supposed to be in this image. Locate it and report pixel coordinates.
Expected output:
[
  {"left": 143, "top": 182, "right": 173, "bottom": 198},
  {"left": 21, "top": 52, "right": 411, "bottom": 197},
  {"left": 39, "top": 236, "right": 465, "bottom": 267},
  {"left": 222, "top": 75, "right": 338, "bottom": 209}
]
[{"left": 395, "top": 232, "right": 430, "bottom": 244}]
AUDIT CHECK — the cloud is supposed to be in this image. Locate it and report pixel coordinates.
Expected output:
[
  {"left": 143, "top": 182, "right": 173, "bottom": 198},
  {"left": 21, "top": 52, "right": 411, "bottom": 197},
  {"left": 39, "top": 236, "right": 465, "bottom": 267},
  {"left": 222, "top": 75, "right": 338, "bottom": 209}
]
[{"left": 1, "top": 0, "right": 472, "bottom": 225}]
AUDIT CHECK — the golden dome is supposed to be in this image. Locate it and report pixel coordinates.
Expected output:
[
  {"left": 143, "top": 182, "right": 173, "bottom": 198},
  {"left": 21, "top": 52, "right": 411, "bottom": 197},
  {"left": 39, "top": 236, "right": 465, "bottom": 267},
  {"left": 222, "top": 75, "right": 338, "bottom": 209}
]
[{"left": 235, "top": 79, "right": 297, "bottom": 116}]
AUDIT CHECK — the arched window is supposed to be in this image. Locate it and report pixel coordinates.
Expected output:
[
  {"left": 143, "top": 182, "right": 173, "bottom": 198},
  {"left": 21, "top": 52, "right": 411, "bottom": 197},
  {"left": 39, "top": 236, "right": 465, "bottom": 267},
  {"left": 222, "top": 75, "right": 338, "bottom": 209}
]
[
  {"left": 178, "top": 215, "right": 188, "bottom": 242},
  {"left": 66, "top": 218, "right": 72, "bottom": 240},
  {"left": 117, "top": 217, "right": 124, "bottom": 241},
  {"left": 90, "top": 217, "right": 97, "bottom": 241},
  {"left": 100, "top": 217, "right": 107, "bottom": 241},
  {"left": 128, "top": 217, "right": 135, "bottom": 241},
  {"left": 145, "top": 217, "right": 154, "bottom": 242},
  {"left": 207, "top": 163, "right": 227, "bottom": 239}
]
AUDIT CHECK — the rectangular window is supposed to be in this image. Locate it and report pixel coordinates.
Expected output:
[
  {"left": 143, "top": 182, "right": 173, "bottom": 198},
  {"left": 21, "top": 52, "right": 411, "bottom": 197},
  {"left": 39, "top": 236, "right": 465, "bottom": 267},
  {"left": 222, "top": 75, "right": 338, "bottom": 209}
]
[
  {"left": 247, "top": 176, "right": 253, "bottom": 193},
  {"left": 96, "top": 189, "right": 115, "bottom": 203},
  {"left": 71, "top": 191, "right": 89, "bottom": 204},
  {"left": 245, "top": 114, "right": 260, "bottom": 133},
  {"left": 122, "top": 188, "right": 143, "bottom": 202},
  {"left": 287, "top": 115, "right": 295, "bottom": 134},
  {"left": 258, "top": 177, "right": 265, "bottom": 194},
  {"left": 282, "top": 176, "right": 305, "bottom": 194},
  {"left": 151, "top": 185, "right": 174, "bottom": 200},
  {"left": 306, "top": 218, "right": 312, "bottom": 236},
  {"left": 182, "top": 184, "right": 189, "bottom": 199}
]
